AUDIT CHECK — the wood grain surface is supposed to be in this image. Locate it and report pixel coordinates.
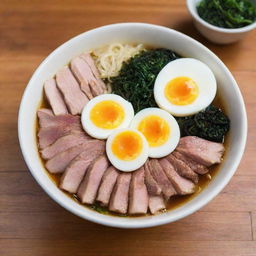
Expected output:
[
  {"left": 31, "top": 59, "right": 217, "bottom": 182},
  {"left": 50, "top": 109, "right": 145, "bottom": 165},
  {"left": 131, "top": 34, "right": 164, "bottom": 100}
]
[{"left": 0, "top": 0, "right": 255, "bottom": 255}]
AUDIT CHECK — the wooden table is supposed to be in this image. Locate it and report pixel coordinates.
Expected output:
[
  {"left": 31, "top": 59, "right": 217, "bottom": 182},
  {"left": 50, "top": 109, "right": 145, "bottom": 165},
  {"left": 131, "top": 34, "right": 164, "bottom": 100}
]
[{"left": 1, "top": 1, "right": 255, "bottom": 255}]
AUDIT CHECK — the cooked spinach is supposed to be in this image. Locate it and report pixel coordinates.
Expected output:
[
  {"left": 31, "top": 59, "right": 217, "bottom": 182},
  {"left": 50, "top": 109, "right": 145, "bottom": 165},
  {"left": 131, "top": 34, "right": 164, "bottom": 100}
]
[
  {"left": 197, "top": 0, "right": 256, "bottom": 28},
  {"left": 90, "top": 203, "right": 109, "bottom": 215},
  {"left": 90, "top": 203, "right": 128, "bottom": 217},
  {"left": 176, "top": 105, "right": 230, "bottom": 142},
  {"left": 110, "top": 49, "right": 180, "bottom": 113}
]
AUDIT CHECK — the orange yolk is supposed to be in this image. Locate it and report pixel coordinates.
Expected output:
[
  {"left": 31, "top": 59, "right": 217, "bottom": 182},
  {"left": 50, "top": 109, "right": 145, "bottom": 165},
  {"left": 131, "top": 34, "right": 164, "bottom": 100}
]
[
  {"left": 90, "top": 100, "right": 124, "bottom": 129},
  {"left": 137, "top": 115, "right": 170, "bottom": 147},
  {"left": 111, "top": 131, "right": 143, "bottom": 161},
  {"left": 164, "top": 76, "right": 199, "bottom": 105}
]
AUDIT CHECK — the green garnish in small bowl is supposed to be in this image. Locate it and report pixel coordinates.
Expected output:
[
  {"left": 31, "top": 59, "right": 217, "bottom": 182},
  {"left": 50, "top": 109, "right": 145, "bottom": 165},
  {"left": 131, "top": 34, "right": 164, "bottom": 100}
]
[{"left": 197, "top": 0, "right": 256, "bottom": 29}]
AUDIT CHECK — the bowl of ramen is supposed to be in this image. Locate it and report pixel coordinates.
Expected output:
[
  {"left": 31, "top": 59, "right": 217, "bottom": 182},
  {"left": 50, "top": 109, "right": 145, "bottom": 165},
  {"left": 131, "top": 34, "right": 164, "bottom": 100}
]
[{"left": 18, "top": 23, "right": 247, "bottom": 228}]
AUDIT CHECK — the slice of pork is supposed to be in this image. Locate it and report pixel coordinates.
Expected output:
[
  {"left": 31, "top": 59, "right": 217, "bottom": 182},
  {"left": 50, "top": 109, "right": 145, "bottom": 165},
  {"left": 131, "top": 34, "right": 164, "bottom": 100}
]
[
  {"left": 77, "top": 155, "right": 109, "bottom": 204},
  {"left": 148, "top": 195, "right": 166, "bottom": 215},
  {"left": 159, "top": 158, "right": 195, "bottom": 195},
  {"left": 172, "top": 151, "right": 208, "bottom": 175},
  {"left": 60, "top": 143, "right": 105, "bottom": 193},
  {"left": 144, "top": 160, "right": 162, "bottom": 195},
  {"left": 41, "top": 132, "right": 89, "bottom": 160},
  {"left": 149, "top": 159, "right": 176, "bottom": 199},
  {"left": 56, "top": 66, "right": 89, "bottom": 115},
  {"left": 109, "top": 173, "right": 131, "bottom": 214},
  {"left": 38, "top": 125, "right": 83, "bottom": 149},
  {"left": 96, "top": 166, "right": 119, "bottom": 206},
  {"left": 176, "top": 136, "right": 225, "bottom": 167},
  {"left": 80, "top": 53, "right": 107, "bottom": 92},
  {"left": 46, "top": 140, "right": 104, "bottom": 173},
  {"left": 38, "top": 108, "right": 81, "bottom": 129},
  {"left": 44, "top": 78, "right": 68, "bottom": 115},
  {"left": 129, "top": 167, "right": 149, "bottom": 215},
  {"left": 37, "top": 109, "right": 83, "bottom": 149},
  {"left": 167, "top": 154, "right": 199, "bottom": 184},
  {"left": 60, "top": 158, "right": 91, "bottom": 194},
  {"left": 38, "top": 108, "right": 54, "bottom": 118},
  {"left": 71, "top": 56, "right": 103, "bottom": 98}
]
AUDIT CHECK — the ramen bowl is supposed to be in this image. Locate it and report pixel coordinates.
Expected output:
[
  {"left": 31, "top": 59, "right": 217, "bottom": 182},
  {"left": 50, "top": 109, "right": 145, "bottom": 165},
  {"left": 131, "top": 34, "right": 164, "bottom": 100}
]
[{"left": 18, "top": 23, "right": 247, "bottom": 228}]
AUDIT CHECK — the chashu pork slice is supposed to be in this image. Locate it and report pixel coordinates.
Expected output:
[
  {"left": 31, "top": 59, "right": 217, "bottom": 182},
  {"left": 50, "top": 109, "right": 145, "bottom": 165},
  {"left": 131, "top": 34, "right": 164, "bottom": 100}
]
[
  {"left": 96, "top": 166, "right": 119, "bottom": 206},
  {"left": 172, "top": 151, "right": 209, "bottom": 175},
  {"left": 60, "top": 143, "right": 105, "bottom": 193},
  {"left": 176, "top": 136, "right": 225, "bottom": 167},
  {"left": 41, "top": 132, "right": 90, "bottom": 160},
  {"left": 129, "top": 167, "right": 149, "bottom": 215},
  {"left": 38, "top": 108, "right": 80, "bottom": 129},
  {"left": 71, "top": 56, "right": 103, "bottom": 99},
  {"left": 143, "top": 161, "right": 166, "bottom": 215},
  {"left": 80, "top": 52, "right": 107, "bottom": 93},
  {"left": 167, "top": 154, "right": 199, "bottom": 184},
  {"left": 77, "top": 155, "right": 109, "bottom": 204},
  {"left": 109, "top": 173, "right": 131, "bottom": 214},
  {"left": 148, "top": 195, "right": 166, "bottom": 215},
  {"left": 44, "top": 78, "right": 68, "bottom": 115},
  {"left": 148, "top": 159, "right": 177, "bottom": 199},
  {"left": 159, "top": 158, "right": 195, "bottom": 195},
  {"left": 45, "top": 140, "right": 104, "bottom": 173},
  {"left": 38, "top": 125, "right": 83, "bottom": 149},
  {"left": 38, "top": 108, "right": 54, "bottom": 119},
  {"left": 144, "top": 160, "right": 162, "bottom": 196},
  {"left": 56, "top": 66, "right": 89, "bottom": 115},
  {"left": 37, "top": 108, "right": 84, "bottom": 149}
]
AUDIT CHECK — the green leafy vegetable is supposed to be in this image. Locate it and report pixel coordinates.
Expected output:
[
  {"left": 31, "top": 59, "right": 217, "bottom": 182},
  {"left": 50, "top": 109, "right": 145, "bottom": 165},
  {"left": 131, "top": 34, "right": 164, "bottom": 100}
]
[
  {"left": 90, "top": 203, "right": 128, "bottom": 217},
  {"left": 176, "top": 105, "right": 230, "bottom": 142},
  {"left": 110, "top": 49, "right": 180, "bottom": 113},
  {"left": 197, "top": 0, "right": 256, "bottom": 28},
  {"left": 90, "top": 203, "right": 109, "bottom": 215}
]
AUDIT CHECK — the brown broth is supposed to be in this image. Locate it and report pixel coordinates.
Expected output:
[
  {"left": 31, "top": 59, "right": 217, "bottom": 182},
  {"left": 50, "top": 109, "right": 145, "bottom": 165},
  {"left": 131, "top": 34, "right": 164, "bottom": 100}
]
[{"left": 36, "top": 58, "right": 229, "bottom": 217}]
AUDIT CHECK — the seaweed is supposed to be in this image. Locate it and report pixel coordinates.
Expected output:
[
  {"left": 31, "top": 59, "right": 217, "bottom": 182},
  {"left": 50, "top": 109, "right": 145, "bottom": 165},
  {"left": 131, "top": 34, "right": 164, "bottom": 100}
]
[
  {"left": 197, "top": 0, "right": 256, "bottom": 28},
  {"left": 110, "top": 48, "right": 180, "bottom": 113},
  {"left": 176, "top": 105, "right": 230, "bottom": 142}
]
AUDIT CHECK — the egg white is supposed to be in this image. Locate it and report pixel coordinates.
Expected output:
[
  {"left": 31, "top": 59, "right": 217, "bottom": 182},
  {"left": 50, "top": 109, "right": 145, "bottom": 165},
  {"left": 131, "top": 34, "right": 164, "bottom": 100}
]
[
  {"left": 81, "top": 94, "right": 134, "bottom": 139},
  {"left": 154, "top": 58, "right": 217, "bottom": 116},
  {"left": 106, "top": 128, "right": 149, "bottom": 172},
  {"left": 130, "top": 108, "right": 180, "bottom": 158}
]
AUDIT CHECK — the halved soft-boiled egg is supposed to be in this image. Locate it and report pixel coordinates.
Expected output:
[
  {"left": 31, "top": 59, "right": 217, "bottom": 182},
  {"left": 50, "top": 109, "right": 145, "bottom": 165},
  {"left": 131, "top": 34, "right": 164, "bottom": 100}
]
[
  {"left": 130, "top": 108, "right": 180, "bottom": 158},
  {"left": 106, "top": 128, "right": 149, "bottom": 172},
  {"left": 154, "top": 58, "right": 217, "bottom": 116},
  {"left": 81, "top": 94, "right": 134, "bottom": 139}
]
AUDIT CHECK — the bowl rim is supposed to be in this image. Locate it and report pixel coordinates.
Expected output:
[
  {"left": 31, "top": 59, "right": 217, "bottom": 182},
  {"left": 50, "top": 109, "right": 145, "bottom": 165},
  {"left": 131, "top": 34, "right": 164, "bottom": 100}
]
[
  {"left": 18, "top": 22, "right": 247, "bottom": 228},
  {"left": 186, "top": 0, "right": 256, "bottom": 33}
]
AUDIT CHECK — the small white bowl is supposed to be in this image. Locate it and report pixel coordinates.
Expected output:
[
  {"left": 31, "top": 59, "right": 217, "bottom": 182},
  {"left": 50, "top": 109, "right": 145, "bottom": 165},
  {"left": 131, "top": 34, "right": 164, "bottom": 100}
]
[
  {"left": 18, "top": 23, "right": 247, "bottom": 228},
  {"left": 187, "top": 0, "right": 256, "bottom": 44}
]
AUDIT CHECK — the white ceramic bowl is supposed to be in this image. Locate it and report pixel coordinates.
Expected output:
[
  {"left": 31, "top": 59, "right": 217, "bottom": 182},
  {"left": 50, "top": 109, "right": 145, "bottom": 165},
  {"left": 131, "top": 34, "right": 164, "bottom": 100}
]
[
  {"left": 187, "top": 0, "right": 256, "bottom": 44},
  {"left": 18, "top": 23, "right": 247, "bottom": 228}
]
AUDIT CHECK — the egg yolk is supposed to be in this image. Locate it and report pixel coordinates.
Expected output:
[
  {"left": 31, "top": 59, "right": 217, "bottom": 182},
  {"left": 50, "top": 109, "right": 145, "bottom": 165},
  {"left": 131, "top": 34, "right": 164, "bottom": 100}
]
[
  {"left": 90, "top": 100, "right": 125, "bottom": 129},
  {"left": 137, "top": 115, "right": 170, "bottom": 147},
  {"left": 164, "top": 76, "right": 199, "bottom": 105},
  {"left": 111, "top": 131, "right": 143, "bottom": 161}
]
